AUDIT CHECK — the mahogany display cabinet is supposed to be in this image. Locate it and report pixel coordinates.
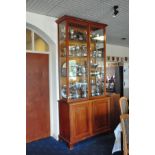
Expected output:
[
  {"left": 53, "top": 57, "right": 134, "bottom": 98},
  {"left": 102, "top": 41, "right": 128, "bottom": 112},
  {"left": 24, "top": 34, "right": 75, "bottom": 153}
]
[{"left": 56, "top": 16, "right": 120, "bottom": 149}]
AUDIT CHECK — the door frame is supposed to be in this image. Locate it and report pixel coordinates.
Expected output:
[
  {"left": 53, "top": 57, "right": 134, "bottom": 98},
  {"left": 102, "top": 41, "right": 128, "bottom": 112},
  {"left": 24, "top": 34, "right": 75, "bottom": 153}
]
[{"left": 26, "top": 24, "right": 59, "bottom": 140}]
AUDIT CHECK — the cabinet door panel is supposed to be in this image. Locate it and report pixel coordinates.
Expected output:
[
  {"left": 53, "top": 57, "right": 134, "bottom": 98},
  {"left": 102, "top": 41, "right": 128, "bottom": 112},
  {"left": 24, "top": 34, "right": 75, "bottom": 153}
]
[
  {"left": 110, "top": 94, "right": 120, "bottom": 130},
  {"left": 92, "top": 98, "right": 110, "bottom": 133},
  {"left": 70, "top": 102, "right": 91, "bottom": 141}
]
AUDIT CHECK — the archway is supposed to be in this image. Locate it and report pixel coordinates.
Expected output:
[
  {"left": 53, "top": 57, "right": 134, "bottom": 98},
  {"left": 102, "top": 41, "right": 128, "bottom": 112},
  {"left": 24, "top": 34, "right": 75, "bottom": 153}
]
[{"left": 26, "top": 23, "right": 59, "bottom": 140}]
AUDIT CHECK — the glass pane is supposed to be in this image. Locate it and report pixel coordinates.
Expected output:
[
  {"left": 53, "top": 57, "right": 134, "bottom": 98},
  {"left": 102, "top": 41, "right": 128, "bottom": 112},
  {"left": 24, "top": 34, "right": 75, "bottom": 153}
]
[
  {"left": 34, "top": 33, "right": 49, "bottom": 51},
  {"left": 68, "top": 23, "right": 88, "bottom": 99},
  {"left": 59, "top": 22, "right": 67, "bottom": 99},
  {"left": 90, "top": 27, "right": 104, "bottom": 97},
  {"left": 26, "top": 29, "right": 32, "bottom": 50}
]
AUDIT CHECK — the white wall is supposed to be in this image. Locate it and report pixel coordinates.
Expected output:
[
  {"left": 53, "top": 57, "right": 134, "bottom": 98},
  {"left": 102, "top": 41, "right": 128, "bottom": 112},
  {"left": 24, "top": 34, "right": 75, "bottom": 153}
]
[
  {"left": 26, "top": 11, "right": 129, "bottom": 140},
  {"left": 107, "top": 44, "right": 129, "bottom": 57},
  {"left": 26, "top": 12, "right": 57, "bottom": 45}
]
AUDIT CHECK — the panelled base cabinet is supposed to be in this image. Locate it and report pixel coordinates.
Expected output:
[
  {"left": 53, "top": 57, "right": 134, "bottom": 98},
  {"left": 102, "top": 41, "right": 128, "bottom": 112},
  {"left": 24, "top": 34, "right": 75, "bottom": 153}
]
[{"left": 58, "top": 94, "right": 120, "bottom": 149}]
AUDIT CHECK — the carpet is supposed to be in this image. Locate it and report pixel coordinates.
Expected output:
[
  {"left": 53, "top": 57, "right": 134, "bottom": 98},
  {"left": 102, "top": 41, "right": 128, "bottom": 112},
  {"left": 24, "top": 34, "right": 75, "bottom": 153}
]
[{"left": 26, "top": 133, "right": 122, "bottom": 155}]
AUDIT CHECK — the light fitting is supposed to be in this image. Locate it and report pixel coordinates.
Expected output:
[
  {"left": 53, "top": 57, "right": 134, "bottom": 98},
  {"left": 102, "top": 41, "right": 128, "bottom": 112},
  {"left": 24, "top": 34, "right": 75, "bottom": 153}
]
[
  {"left": 93, "top": 36, "right": 104, "bottom": 41},
  {"left": 121, "top": 38, "right": 127, "bottom": 40},
  {"left": 113, "top": 5, "right": 119, "bottom": 17}
]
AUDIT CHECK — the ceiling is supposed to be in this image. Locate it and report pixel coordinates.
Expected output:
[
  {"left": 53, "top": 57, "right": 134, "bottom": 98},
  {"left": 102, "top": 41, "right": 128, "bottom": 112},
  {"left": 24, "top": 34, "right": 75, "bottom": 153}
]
[{"left": 26, "top": 0, "right": 129, "bottom": 47}]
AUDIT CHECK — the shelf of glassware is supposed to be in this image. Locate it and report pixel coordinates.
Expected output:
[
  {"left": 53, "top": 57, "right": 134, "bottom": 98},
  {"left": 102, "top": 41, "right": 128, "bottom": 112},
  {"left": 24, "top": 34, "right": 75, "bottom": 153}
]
[
  {"left": 60, "top": 55, "right": 88, "bottom": 100},
  {"left": 90, "top": 50, "right": 105, "bottom": 97}
]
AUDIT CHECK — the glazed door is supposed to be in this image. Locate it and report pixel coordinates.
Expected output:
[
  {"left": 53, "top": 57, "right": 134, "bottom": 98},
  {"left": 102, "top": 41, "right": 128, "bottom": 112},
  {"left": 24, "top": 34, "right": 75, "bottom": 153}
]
[{"left": 26, "top": 53, "right": 50, "bottom": 142}]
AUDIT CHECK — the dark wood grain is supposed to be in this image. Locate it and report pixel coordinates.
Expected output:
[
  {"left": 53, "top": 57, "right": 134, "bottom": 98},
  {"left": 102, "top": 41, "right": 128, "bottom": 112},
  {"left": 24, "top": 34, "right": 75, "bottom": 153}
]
[
  {"left": 92, "top": 98, "right": 111, "bottom": 134},
  {"left": 26, "top": 53, "right": 50, "bottom": 143},
  {"left": 110, "top": 93, "right": 120, "bottom": 130},
  {"left": 59, "top": 100, "right": 70, "bottom": 141},
  {"left": 70, "top": 101, "right": 91, "bottom": 142}
]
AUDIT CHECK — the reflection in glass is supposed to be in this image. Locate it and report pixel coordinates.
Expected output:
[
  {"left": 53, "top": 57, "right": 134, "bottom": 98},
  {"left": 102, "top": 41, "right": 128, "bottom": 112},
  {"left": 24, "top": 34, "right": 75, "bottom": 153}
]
[
  {"left": 59, "top": 22, "right": 66, "bottom": 40},
  {"left": 90, "top": 27, "right": 104, "bottom": 97},
  {"left": 69, "top": 23, "right": 87, "bottom": 41},
  {"left": 59, "top": 22, "right": 67, "bottom": 99},
  {"left": 68, "top": 23, "right": 88, "bottom": 99}
]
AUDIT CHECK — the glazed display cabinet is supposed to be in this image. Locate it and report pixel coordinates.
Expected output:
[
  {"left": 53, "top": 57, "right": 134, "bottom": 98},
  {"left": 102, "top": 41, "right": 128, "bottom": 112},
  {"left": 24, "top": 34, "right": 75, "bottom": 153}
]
[{"left": 56, "top": 16, "right": 120, "bottom": 149}]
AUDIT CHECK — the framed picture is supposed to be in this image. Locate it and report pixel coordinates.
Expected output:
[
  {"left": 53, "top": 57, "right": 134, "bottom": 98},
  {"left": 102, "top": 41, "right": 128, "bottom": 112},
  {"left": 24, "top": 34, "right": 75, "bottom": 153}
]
[
  {"left": 120, "top": 57, "right": 124, "bottom": 62},
  {"left": 116, "top": 57, "right": 120, "bottom": 62},
  {"left": 61, "top": 68, "right": 67, "bottom": 76},
  {"left": 107, "top": 56, "right": 110, "bottom": 61},
  {"left": 125, "top": 57, "right": 128, "bottom": 62},
  {"left": 112, "top": 56, "right": 115, "bottom": 62}
]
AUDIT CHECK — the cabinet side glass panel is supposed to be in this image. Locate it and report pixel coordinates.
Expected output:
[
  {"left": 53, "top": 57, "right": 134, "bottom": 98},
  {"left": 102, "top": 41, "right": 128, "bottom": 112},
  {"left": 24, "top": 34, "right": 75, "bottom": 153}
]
[
  {"left": 59, "top": 22, "right": 67, "bottom": 99},
  {"left": 90, "top": 27, "right": 104, "bottom": 97},
  {"left": 68, "top": 22, "right": 88, "bottom": 99}
]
